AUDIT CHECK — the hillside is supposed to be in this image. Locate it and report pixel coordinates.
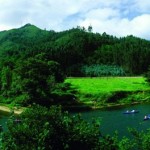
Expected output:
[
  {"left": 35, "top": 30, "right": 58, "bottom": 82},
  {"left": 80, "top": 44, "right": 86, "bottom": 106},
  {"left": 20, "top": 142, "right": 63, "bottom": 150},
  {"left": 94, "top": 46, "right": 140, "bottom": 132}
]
[{"left": 0, "top": 24, "right": 150, "bottom": 76}]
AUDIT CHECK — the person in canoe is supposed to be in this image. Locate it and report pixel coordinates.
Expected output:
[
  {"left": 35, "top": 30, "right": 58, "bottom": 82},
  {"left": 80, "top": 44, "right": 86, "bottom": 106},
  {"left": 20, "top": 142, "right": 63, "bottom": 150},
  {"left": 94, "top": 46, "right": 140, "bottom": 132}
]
[
  {"left": 123, "top": 110, "right": 139, "bottom": 114},
  {"left": 144, "top": 115, "right": 150, "bottom": 120},
  {"left": 131, "top": 110, "right": 135, "bottom": 112}
]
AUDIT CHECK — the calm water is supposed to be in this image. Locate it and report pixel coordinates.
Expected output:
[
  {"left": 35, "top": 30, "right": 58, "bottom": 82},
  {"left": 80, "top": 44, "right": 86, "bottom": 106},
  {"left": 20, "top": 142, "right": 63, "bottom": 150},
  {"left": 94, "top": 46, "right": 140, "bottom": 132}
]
[
  {"left": 72, "top": 104, "right": 150, "bottom": 138},
  {"left": 0, "top": 104, "right": 150, "bottom": 138},
  {"left": 0, "top": 111, "right": 9, "bottom": 131}
]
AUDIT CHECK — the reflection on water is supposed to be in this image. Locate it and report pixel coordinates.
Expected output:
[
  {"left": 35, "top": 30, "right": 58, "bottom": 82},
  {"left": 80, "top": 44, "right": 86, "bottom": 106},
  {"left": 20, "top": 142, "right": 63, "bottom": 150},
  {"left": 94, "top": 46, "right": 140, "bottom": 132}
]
[{"left": 71, "top": 103, "right": 150, "bottom": 138}]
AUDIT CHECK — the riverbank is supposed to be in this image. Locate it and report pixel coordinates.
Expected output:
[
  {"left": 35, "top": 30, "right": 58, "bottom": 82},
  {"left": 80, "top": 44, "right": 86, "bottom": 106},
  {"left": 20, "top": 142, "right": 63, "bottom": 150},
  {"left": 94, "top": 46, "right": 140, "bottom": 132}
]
[
  {"left": 0, "top": 105, "right": 24, "bottom": 115},
  {"left": 65, "top": 76, "right": 150, "bottom": 111},
  {"left": 64, "top": 100, "right": 150, "bottom": 112},
  {"left": 91, "top": 101, "right": 142, "bottom": 109}
]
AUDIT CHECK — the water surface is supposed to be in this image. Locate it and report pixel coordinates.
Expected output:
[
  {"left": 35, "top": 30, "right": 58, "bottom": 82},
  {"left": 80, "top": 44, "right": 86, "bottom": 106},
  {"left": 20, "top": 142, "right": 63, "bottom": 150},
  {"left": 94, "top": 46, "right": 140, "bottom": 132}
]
[
  {"left": 72, "top": 104, "right": 150, "bottom": 138},
  {"left": 0, "top": 111, "right": 9, "bottom": 131}
]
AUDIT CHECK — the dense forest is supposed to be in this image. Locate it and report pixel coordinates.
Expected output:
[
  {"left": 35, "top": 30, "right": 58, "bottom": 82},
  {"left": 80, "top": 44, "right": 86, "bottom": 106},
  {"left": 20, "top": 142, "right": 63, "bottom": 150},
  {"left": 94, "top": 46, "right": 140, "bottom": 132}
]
[
  {"left": 0, "top": 23, "right": 150, "bottom": 77},
  {"left": 0, "top": 23, "right": 150, "bottom": 106}
]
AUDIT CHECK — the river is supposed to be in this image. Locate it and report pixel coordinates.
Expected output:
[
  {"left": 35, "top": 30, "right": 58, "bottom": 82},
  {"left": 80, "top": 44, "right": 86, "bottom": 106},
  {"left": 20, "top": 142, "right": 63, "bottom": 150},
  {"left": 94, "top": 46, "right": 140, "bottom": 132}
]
[
  {"left": 71, "top": 103, "right": 150, "bottom": 138},
  {"left": 0, "top": 104, "right": 150, "bottom": 138},
  {"left": 0, "top": 111, "right": 10, "bottom": 131}
]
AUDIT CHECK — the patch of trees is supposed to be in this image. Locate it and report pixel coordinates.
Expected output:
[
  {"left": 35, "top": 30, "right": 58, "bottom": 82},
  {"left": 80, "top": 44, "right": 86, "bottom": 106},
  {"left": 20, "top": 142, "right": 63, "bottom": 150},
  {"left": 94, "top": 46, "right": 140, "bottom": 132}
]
[
  {"left": 82, "top": 65, "right": 125, "bottom": 77},
  {"left": 0, "top": 53, "right": 76, "bottom": 106}
]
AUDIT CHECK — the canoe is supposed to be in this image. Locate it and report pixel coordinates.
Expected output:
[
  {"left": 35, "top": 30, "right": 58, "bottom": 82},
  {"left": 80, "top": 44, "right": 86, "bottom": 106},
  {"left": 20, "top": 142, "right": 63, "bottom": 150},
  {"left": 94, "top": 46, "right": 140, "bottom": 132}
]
[
  {"left": 123, "top": 110, "right": 139, "bottom": 114},
  {"left": 143, "top": 115, "right": 150, "bottom": 121}
]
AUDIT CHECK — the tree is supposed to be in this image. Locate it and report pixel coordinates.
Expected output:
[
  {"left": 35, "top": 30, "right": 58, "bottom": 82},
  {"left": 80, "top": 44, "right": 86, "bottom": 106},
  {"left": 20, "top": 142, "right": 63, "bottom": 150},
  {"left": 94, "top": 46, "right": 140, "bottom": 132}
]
[
  {"left": 0, "top": 66, "right": 12, "bottom": 96},
  {"left": 145, "top": 66, "right": 150, "bottom": 84},
  {"left": 15, "top": 54, "right": 64, "bottom": 105},
  {"left": 88, "top": 25, "right": 93, "bottom": 32}
]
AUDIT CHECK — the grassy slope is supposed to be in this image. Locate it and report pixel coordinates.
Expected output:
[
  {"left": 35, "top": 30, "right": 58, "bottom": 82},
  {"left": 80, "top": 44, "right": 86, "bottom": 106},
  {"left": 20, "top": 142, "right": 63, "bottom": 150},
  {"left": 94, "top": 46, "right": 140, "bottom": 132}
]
[
  {"left": 65, "top": 77, "right": 149, "bottom": 94},
  {"left": 65, "top": 77, "right": 150, "bottom": 107}
]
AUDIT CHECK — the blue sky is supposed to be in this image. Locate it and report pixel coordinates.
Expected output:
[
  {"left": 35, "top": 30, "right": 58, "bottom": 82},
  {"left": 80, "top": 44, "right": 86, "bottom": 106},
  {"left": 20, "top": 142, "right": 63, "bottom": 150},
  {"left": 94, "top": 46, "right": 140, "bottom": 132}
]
[{"left": 0, "top": 0, "right": 150, "bottom": 39}]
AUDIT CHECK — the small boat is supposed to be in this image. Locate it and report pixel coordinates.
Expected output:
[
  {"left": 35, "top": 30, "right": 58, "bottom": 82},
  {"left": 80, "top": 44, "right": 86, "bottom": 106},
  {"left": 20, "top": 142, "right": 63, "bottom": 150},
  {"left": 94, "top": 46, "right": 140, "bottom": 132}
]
[
  {"left": 123, "top": 110, "right": 139, "bottom": 114},
  {"left": 143, "top": 114, "right": 150, "bottom": 121}
]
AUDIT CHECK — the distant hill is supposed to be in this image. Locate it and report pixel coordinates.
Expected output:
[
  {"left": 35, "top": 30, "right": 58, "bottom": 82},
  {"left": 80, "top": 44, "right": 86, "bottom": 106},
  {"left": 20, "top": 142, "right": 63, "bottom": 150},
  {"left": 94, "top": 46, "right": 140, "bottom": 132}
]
[
  {"left": 0, "top": 24, "right": 150, "bottom": 75},
  {"left": 0, "top": 24, "right": 50, "bottom": 56}
]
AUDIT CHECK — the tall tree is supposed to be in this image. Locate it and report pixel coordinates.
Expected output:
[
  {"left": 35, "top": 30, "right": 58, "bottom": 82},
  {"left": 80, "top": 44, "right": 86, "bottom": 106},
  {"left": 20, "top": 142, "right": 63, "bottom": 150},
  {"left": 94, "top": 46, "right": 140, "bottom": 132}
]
[{"left": 15, "top": 53, "right": 64, "bottom": 105}]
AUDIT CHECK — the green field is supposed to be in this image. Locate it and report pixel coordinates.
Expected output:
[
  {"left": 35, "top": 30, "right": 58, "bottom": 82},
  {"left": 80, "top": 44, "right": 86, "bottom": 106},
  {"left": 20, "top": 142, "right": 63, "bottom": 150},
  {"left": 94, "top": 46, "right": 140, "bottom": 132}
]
[
  {"left": 65, "top": 77, "right": 149, "bottom": 94},
  {"left": 65, "top": 77, "right": 150, "bottom": 106}
]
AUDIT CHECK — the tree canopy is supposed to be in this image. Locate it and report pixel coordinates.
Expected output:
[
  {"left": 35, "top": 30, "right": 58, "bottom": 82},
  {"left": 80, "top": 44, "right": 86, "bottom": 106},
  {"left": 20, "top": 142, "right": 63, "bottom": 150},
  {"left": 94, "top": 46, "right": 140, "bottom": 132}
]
[{"left": 0, "top": 24, "right": 150, "bottom": 77}]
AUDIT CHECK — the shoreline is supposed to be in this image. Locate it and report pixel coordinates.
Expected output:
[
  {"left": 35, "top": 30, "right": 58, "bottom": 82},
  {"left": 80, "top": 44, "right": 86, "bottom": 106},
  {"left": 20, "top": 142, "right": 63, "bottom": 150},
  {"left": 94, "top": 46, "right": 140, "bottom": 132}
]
[
  {"left": 91, "top": 101, "right": 141, "bottom": 109},
  {"left": 0, "top": 105, "right": 24, "bottom": 115},
  {"left": 64, "top": 101, "right": 148, "bottom": 111},
  {"left": 0, "top": 101, "right": 149, "bottom": 114}
]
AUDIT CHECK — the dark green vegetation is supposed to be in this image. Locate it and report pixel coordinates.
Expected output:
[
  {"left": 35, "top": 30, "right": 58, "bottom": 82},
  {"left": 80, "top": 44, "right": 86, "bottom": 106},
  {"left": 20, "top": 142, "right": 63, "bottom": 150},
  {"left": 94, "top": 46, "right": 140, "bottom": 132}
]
[
  {"left": 2, "top": 106, "right": 100, "bottom": 150},
  {"left": 0, "top": 24, "right": 150, "bottom": 107},
  {"left": 1, "top": 105, "right": 150, "bottom": 150}
]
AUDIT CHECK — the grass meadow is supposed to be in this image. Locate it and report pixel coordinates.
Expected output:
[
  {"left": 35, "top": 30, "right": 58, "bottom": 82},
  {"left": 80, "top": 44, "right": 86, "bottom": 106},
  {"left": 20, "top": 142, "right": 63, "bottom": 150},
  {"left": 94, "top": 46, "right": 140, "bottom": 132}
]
[
  {"left": 65, "top": 77, "right": 149, "bottom": 94},
  {"left": 65, "top": 77, "right": 150, "bottom": 106}
]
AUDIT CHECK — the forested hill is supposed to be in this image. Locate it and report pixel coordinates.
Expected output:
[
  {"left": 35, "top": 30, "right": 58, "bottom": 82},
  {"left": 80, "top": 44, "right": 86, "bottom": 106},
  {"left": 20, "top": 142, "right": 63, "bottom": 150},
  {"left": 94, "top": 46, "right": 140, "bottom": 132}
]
[{"left": 0, "top": 23, "right": 150, "bottom": 76}]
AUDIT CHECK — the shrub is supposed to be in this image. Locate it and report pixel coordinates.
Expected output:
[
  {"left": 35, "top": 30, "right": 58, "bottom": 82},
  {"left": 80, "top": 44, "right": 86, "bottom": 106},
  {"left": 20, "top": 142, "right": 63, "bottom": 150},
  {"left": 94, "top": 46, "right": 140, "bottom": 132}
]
[{"left": 82, "top": 64, "right": 125, "bottom": 77}]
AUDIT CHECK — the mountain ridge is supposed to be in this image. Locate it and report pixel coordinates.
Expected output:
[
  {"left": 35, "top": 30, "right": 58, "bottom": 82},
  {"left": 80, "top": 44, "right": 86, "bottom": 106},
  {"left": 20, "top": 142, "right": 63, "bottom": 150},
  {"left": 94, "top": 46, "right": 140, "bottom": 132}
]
[{"left": 0, "top": 23, "right": 150, "bottom": 75}]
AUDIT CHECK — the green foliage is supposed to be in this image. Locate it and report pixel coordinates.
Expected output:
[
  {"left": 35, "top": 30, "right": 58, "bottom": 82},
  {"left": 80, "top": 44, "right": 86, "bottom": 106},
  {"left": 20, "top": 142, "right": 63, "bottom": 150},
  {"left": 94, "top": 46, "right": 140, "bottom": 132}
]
[
  {"left": 14, "top": 55, "right": 65, "bottom": 105},
  {"left": 0, "top": 24, "right": 150, "bottom": 77},
  {"left": 65, "top": 77, "right": 149, "bottom": 94},
  {"left": 82, "top": 64, "right": 125, "bottom": 77},
  {"left": 51, "top": 83, "right": 77, "bottom": 105},
  {"left": 2, "top": 105, "right": 150, "bottom": 150},
  {"left": 145, "top": 66, "right": 150, "bottom": 84},
  {"left": 119, "top": 137, "right": 134, "bottom": 150},
  {"left": 127, "top": 128, "right": 150, "bottom": 150},
  {"left": 0, "top": 66, "right": 12, "bottom": 96},
  {"left": 0, "top": 52, "right": 68, "bottom": 106},
  {"left": 2, "top": 105, "right": 101, "bottom": 150},
  {"left": 65, "top": 77, "right": 150, "bottom": 106}
]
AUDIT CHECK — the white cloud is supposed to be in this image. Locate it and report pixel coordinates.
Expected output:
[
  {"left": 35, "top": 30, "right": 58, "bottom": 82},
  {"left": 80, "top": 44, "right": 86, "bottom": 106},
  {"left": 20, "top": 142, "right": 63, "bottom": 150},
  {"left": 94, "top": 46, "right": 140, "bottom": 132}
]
[
  {"left": 0, "top": 0, "right": 150, "bottom": 39},
  {"left": 80, "top": 14, "right": 150, "bottom": 39},
  {"left": 129, "top": 14, "right": 150, "bottom": 39},
  {"left": 85, "top": 8, "right": 120, "bottom": 20}
]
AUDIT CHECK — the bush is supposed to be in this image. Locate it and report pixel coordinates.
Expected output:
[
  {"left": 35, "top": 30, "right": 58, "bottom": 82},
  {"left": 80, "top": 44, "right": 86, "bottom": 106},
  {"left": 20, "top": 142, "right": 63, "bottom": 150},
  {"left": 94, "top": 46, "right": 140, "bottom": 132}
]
[
  {"left": 106, "top": 91, "right": 128, "bottom": 103},
  {"left": 2, "top": 105, "right": 101, "bottom": 150}
]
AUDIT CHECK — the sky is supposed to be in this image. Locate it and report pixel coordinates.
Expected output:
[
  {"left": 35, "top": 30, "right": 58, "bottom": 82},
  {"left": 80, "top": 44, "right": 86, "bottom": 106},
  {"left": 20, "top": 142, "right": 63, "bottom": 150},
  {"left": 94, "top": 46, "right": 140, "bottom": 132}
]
[{"left": 0, "top": 0, "right": 150, "bottom": 40}]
